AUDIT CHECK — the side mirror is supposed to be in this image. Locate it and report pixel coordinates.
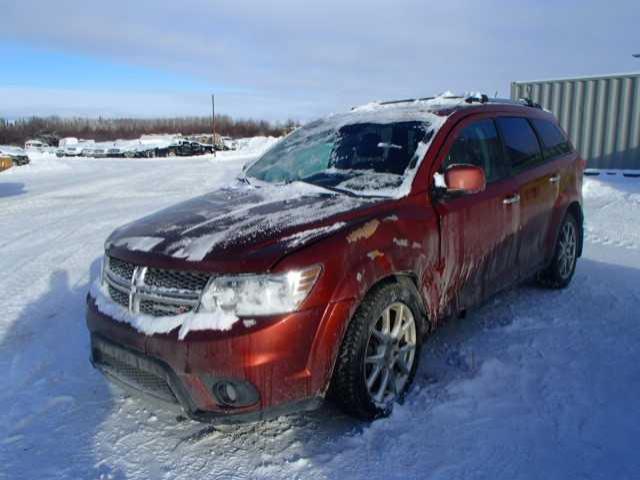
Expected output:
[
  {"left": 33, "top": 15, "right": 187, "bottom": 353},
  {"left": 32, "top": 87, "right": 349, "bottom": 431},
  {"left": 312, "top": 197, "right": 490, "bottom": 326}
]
[{"left": 444, "top": 164, "right": 486, "bottom": 194}]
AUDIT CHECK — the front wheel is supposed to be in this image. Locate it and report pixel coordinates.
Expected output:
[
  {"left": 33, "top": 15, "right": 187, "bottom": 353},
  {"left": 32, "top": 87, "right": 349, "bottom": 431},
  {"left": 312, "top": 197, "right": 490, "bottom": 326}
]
[
  {"left": 330, "top": 282, "right": 423, "bottom": 420},
  {"left": 538, "top": 213, "right": 579, "bottom": 289}
]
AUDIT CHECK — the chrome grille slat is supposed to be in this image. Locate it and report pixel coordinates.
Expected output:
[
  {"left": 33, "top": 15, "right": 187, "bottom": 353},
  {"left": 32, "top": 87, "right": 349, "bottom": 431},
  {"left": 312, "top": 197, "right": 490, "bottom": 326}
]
[
  {"left": 137, "top": 285, "right": 201, "bottom": 300},
  {"left": 108, "top": 285, "right": 129, "bottom": 309},
  {"left": 104, "top": 255, "right": 209, "bottom": 317},
  {"left": 136, "top": 291, "right": 200, "bottom": 306},
  {"left": 105, "top": 273, "right": 131, "bottom": 292}
]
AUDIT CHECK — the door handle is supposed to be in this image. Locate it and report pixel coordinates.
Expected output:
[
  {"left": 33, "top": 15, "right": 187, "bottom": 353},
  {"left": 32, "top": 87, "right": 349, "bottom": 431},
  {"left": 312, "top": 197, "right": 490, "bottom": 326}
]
[
  {"left": 503, "top": 194, "right": 520, "bottom": 205},
  {"left": 549, "top": 174, "right": 560, "bottom": 184}
]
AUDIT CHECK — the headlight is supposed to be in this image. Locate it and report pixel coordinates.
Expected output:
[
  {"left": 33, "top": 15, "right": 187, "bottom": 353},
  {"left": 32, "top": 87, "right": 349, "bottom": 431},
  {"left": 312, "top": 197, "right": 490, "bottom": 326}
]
[{"left": 199, "top": 265, "right": 322, "bottom": 316}]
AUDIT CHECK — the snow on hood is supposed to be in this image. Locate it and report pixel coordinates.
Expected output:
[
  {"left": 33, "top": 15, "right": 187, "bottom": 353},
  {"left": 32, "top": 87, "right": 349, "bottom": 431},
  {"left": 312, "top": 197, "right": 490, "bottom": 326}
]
[{"left": 106, "top": 181, "right": 380, "bottom": 264}]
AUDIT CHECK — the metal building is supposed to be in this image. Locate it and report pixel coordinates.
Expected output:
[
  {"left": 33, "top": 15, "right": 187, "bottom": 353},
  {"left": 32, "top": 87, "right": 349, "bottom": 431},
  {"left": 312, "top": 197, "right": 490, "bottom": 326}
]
[{"left": 511, "top": 72, "right": 640, "bottom": 170}]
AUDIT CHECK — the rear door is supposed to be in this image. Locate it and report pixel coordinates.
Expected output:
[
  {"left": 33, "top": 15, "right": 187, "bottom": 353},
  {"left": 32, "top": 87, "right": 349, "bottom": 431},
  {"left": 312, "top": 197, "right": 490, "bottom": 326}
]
[
  {"left": 529, "top": 117, "right": 579, "bottom": 262},
  {"left": 433, "top": 115, "right": 520, "bottom": 313},
  {"left": 495, "top": 116, "right": 559, "bottom": 279}
]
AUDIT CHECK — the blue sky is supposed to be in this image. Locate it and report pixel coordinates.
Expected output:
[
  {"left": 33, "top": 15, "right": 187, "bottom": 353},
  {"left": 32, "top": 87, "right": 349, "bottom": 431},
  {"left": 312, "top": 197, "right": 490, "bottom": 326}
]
[
  {"left": 1, "top": 0, "right": 639, "bottom": 121},
  {"left": 0, "top": 42, "right": 216, "bottom": 93}
]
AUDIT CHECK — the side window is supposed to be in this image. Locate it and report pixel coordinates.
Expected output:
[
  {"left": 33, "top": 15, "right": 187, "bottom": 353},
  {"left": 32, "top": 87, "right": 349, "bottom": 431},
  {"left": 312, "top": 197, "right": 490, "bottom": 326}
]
[
  {"left": 530, "top": 118, "right": 573, "bottom": 160},
  {"left": 443, "top": 119, "right": 507, "bottom": 183},
  {"left": 496, "top": 117, "right": 543, "bottom": 172}
]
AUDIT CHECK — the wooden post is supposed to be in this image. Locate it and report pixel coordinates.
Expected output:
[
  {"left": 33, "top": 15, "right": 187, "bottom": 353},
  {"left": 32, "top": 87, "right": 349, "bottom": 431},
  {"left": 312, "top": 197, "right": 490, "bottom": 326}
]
[{"left": 211, "top": 94, "right": 216, "bottom": 157}]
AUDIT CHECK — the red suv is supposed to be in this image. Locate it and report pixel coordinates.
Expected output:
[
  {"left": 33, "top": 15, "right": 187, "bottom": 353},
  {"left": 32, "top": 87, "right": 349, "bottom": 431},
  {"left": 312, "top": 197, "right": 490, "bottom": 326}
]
[{"left": 86, "top": 95, "right": 584, "bottom": 421}]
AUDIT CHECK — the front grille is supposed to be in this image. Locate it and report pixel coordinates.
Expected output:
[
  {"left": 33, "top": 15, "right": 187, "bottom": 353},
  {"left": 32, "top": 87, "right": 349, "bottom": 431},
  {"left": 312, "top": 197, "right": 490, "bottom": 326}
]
[
  {"left": 108, "top": 285, "right": 129, "bottom": 309},
  {"left": 108, "top": 256, "right": 135, "bottom": 282},
  {"left": 145, "top": 268, "right": 209, "bottom": 291},
  {"left": 140, "top": 300, "right": 192, "bottom": 317},
  {"left": 104, "top": 256, "right": 208, "bottom": 317},
  {"left": 92, "top": 339, "right": 177, "bottom": 403}
]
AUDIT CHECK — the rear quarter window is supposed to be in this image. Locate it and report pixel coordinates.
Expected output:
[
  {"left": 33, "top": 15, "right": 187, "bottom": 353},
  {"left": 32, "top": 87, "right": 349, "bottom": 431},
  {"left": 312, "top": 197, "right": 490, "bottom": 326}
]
[
  {"left": 530, "top": 118, "right": 573, "bottom": 160},
  {"left": 496, "top": 117, "right": 543, "bottom": 172}
]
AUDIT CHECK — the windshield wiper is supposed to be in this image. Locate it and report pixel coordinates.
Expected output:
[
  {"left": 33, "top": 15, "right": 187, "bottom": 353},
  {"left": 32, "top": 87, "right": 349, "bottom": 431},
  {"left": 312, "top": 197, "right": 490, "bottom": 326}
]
[
  {"left": 305, "top": 182, "right": 359, "bottom": 197},
  {"left": 278, "top": 179, "right": 348, "bottom": 197},
  {"left": 237, "top": 175, "right": 251, "bottom": 185},
  {"left": 301, "top": 171, "right": 393, "bottom": 199},
  {"left": 297, "top": 179, "right": 392, "bottom": 199}
]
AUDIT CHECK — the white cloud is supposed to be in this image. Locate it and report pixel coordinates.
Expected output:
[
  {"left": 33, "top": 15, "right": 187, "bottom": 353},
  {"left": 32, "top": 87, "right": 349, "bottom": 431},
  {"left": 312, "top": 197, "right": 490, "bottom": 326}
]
[{"left": 1, "top": 0, "right": 639, "bottom": 119}]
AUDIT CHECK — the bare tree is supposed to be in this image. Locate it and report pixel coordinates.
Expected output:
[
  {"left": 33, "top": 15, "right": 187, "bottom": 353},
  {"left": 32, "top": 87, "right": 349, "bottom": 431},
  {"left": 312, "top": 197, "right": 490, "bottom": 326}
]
[{"left": 0, "top": 116, "right": 299, "bottom": 146}]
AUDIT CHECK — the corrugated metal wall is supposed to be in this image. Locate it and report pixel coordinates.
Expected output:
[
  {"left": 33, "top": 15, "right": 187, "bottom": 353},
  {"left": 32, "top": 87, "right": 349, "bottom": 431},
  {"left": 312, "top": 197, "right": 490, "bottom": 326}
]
[{"left": 511, "top": 73, "right": 640, "bottom": 170}]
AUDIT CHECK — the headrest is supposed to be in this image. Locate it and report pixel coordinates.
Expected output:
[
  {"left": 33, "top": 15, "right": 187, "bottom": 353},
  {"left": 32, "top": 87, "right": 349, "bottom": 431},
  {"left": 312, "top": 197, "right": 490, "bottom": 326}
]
[{"left": 356, "top": 133, "right": 382, "bottom": 157}]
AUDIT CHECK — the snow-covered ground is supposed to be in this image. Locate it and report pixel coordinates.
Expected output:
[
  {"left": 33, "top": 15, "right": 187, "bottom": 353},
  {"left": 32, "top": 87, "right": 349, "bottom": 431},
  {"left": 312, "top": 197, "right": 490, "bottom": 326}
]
[{"left": 1, "top": 146, "right": 639, "bottom": 479}]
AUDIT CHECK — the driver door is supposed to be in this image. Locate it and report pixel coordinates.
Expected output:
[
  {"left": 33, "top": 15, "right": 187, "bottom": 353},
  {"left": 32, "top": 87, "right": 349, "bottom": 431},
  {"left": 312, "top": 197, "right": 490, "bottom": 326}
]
[{"left": 433, "top": 115, "right": 520, "bottom": 313}]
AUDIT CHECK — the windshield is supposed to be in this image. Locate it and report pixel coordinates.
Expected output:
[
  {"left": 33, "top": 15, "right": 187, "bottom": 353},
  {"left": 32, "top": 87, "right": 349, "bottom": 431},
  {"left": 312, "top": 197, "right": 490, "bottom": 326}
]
[{"left": 245, "top": 120, "right": 433, "bottom": 197}]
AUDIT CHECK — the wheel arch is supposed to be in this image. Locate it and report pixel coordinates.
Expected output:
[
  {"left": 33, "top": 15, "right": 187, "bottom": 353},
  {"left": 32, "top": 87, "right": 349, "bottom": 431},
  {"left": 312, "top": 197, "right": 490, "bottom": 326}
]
[
  {"left": 346, "top": 271, "right": 433, "bottom": 343},
  {"left": 382, "top": 273, "right": 432, "bottom": 334},
  {"left": 312, "top": 270, "right": 433, "bottom": 397},
  {"left": 326, "top": 274, "right": 428, "bottom": 418}
]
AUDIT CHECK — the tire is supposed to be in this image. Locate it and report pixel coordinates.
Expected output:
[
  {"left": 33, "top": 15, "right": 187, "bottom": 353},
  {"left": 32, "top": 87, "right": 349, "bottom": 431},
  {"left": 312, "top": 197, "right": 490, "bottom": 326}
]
[
  {"left": 330, "top": 282, "right": 424, "bottom": 420},
  {"left": 538, "top": 213, "right": 579, "bottom": 289}
]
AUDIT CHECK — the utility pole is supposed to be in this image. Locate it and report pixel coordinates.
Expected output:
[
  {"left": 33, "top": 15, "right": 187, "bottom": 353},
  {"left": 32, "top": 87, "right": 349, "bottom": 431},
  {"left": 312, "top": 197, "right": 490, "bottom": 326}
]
[{"left": 211, "top": 94, "right": 216, "bottom": 157}]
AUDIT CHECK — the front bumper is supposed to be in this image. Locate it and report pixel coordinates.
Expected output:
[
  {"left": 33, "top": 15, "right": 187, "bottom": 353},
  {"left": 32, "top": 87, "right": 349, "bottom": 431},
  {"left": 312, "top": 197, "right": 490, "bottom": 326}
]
[{"left": 86, "top": 295, "right": 353, "bottom": 422}]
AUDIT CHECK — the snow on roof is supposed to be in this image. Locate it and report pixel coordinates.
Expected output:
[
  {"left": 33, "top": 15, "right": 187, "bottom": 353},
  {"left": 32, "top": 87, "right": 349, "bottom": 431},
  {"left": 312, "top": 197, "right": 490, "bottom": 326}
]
[
  {"left": 349, "top": 92, "right": 527, "bottom": 119},
  {"left": 351, "top": 92, "right": 477, "bottom": 113}
]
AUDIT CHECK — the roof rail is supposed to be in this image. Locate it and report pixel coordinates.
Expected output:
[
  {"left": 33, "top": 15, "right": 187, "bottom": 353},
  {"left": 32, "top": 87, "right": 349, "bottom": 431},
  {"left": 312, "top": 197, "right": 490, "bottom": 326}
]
[
  {"left": 518, "top": 97, "right": 543, "bottom": 109},
  {"left": 352, "top": 94, "right": 543, "bottom": 111},
  {"left": 378, "top": 97, "right": 435, "bottom": 106},
  {"left": 465, "top": 94, "right": 489, "bottom": 104}
]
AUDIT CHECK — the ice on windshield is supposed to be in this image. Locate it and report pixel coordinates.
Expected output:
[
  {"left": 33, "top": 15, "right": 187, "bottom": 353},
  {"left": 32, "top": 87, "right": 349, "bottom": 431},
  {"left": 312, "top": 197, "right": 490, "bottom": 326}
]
[{"left": 245, "top": 107, "right": 446, "bottom": 198}]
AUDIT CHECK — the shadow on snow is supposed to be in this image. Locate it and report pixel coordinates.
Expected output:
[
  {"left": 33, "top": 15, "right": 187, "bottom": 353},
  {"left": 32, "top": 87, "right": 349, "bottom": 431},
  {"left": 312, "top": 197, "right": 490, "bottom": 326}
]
[
  {"left": 0, "top": 182, "right": 26, "bottom": 198},
  {"left": 2, "top": 256, "right": 640, "bottom": 478},
  {"left": 0, "top": 258, "right": 126, "bottom": 479}
]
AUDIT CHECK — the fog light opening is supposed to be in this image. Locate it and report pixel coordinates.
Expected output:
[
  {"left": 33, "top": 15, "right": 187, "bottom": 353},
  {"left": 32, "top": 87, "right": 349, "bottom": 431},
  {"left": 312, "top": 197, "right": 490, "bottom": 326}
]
[
  {"left": 215, "top": 381, "right": 239, "bottom": 406},
  {"left": 209, "top": 378, "right": 259, "bottom": 408}
]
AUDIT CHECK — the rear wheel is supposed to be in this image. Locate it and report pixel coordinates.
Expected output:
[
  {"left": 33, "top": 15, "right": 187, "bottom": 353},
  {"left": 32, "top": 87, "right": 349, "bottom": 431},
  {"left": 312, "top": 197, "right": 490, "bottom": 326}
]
[
  {"left": 330, "top": 282, "right": 423, "bottom": 420},
  {"left": 538, "top": 213, "right": 579, "bottom": 289}
]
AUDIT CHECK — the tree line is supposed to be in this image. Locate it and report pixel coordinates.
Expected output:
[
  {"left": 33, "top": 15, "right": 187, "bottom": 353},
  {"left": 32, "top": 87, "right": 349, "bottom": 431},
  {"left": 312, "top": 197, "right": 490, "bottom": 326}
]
[{"left": 0, "top": 115, "right": 298, "bottom": 146}]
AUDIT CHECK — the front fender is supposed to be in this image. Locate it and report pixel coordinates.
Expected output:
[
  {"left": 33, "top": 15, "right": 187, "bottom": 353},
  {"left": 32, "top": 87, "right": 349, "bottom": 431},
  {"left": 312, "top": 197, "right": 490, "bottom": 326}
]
[{"left": 273, "top": 197, "right": 440, "bottom": 395}]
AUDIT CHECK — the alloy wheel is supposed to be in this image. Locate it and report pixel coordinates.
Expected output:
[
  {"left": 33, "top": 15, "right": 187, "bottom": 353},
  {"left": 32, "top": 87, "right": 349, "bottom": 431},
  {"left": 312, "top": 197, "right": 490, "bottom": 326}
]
[
  {"left": 558, "top": 221, "right": 577, "bottom": 279},
  {"left": 364, "top": 302, "right": 417, "bottom": 407}
]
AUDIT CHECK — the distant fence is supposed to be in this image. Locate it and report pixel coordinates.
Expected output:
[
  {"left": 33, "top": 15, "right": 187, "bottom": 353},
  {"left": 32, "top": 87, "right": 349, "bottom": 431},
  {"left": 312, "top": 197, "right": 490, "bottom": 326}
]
[{"left": 511, "top": 73, "right": 640, "bottom": 170}]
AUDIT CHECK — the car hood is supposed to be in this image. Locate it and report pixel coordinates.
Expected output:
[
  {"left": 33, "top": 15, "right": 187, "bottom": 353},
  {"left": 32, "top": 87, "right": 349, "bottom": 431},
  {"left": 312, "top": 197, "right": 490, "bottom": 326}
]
[{"left": 106, "top": 182, "right": 382, "bottom": 271}]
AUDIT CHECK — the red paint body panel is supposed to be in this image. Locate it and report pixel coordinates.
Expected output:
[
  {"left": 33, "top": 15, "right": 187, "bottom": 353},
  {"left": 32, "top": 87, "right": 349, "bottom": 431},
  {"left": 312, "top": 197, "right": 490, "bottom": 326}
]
[
  {"left": 86, "top": 102, "right": 584, "bottom": 420},
  {"left": 88, "top": 297, "right": 354, "bottom": 414}
]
